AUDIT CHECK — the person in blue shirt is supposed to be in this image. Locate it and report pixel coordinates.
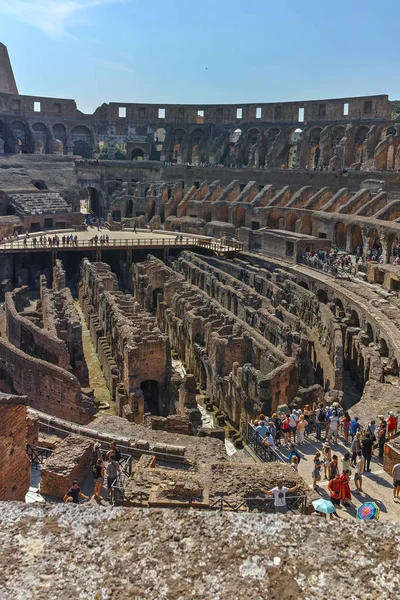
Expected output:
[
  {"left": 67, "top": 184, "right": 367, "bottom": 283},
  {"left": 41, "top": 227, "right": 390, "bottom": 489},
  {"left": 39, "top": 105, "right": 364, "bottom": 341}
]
[
  {"left": 288, "top": 443, "right": 301, "bottom": 464},
  {"left": 255, "top": 420, "right": 269, "bottom": 439},
  {"left": 350, "top": 416, "right": 361, "bottom": 440}
]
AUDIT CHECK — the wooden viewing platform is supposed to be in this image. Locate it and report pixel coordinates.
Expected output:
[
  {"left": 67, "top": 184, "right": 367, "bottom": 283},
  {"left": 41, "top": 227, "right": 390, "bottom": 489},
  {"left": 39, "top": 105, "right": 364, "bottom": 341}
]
[{"left": 0, "top": 231, "right": 243, "bottom": 257}]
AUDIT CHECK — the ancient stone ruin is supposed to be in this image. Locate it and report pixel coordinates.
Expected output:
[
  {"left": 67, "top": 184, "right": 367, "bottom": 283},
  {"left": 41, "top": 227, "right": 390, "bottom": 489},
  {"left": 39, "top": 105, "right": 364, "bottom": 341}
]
[{"left": 1, "top": 39, "right": 400, "bottom": 598}]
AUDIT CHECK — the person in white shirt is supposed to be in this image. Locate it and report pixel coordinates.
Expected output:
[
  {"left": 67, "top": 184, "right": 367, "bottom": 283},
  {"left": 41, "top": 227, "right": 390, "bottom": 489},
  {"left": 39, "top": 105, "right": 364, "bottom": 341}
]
[
  {"left": 262, "top": 479, "right": 301, "bottom": 514},
  {"left": 327, "top": 410, "right": 340, "bottom": 444}
]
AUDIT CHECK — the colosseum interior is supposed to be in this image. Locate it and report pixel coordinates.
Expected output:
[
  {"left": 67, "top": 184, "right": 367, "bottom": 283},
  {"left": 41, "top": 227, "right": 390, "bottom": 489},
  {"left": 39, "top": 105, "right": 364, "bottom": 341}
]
[{"left": 1, "top": 41, "right": 400, "bottom": 598}]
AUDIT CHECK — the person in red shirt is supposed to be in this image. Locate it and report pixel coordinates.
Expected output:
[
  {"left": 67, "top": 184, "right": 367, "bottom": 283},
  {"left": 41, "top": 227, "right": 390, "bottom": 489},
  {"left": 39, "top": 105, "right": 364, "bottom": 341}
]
[
  {"left": 327, "top": 473, "right": 342, "bottom": 518},
  {"left": 387, "top": 412, "right": 397, "bottom": 440}
]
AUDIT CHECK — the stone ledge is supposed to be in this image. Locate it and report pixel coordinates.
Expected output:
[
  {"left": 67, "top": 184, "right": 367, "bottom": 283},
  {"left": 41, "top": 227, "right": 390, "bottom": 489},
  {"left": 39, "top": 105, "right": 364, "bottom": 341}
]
[{"left": 0, "top": 504, "right": 399, "bottom": 599}]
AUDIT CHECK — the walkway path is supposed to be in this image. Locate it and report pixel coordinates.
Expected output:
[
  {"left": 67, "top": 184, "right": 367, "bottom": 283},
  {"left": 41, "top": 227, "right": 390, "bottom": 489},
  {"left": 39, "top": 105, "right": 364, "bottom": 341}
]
[
  {"left": 276, "top": 432, "right": 398, "bottom": 521},
  {"left": 74, "top": 301, "right": 114, "bottom": 414}
]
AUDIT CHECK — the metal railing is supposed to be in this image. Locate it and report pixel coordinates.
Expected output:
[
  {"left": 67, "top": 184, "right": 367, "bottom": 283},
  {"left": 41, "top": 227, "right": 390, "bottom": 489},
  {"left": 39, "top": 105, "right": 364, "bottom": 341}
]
[
  {"left": 32, "top": 410, "right": 188, "bottom": 464},
  {"left": 246, "top": 423, "right": 282, "bottom": 463},
  {"left": 110, "top": 479, "right": 307, "bottom": 514},
  {"left": 26, "top": 444, "right": 53, "bottom": 468},
  {"left": 0, "top": 236, "right": 243, "bottom": 254}
]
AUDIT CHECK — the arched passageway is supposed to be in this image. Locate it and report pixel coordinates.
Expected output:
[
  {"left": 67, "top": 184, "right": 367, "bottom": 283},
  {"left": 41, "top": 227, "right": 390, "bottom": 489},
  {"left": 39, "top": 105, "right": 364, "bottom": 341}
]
[
  {"left": 131, "top": 148, "right": 144, "bottom": 161},
  {"left": 267, "top": 210, "right": 281, "bottom": 229},
  {"left": 333, "top": 222, "right": 346, "bottom": 248},
  {"left": 152, "top": 288, "right": 163, "bottom": 309},
  {"left": 71, "top": 125, "right": 92, "bottom": 158},
  {"left": 73, "top": 140, "right": 91, "bottom": 158},
  {"left": 299, "top": 214, "right": 312, "bottom": 235},
  {"left": 317, "top": 289, "right": 328, "bottom": 304},
  {"left": 141, "top": 380, "right": 160, "bottom": 415},
  {"left": 285, "top": 212, "right": 298, "bottom": 232},
  {"left": 232, "top": 206, "right": 246, "bottom": 227},
  {"left": 350, "top": 224, "right": 363, "bottom": 253},
  {"left": 87, "top": 187, "right": 101, "bottom": 217}
]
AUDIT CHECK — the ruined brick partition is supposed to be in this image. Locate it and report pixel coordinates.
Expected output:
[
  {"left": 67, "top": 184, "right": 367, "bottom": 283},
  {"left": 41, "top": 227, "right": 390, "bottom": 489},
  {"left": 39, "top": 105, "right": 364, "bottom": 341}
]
[
  {"left": 40, "top": 270, "right": 89, "bottom": 386},
  {"left": 5, "top": 286, "right": 70, "bottom": 369},
  {"left": 133, "top": 256, "right": 297, "bottom": 431},
  {"left": 0, "top": 393, "right": 31, "bottom": 501},
  {"left": 79, "top": 259, "right": 174, "bottom": 422},
  {"left": 0, "top": 336, "right": 91, "bottom": 424}
]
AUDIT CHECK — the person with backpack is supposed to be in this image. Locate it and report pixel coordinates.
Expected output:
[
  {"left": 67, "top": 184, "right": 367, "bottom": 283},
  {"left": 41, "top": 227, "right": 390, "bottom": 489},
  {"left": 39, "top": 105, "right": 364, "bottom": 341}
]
[
  {"left": 93, "top": 458, "right": 105, "bottom": 500},
  {"left": 315, "top": 404, "right": 325, "bottom": 441}
]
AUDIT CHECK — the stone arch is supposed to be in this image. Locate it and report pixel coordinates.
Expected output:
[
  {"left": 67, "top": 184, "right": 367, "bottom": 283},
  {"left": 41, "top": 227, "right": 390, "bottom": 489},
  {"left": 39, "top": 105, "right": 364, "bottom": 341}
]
[
  {"left": 316, "top": 289, "right": 328, "bottom": 303},
  {"left": 365, "top": 322, "right": 374, "bottom": 343},
  {"left": 215, "top": 205, "right": 229, "bottom": 222},
  {"left": 308, "top": 127, "right": 322, "bottom": 168},
  {"left": 299, "top": 214, "right": 312, "bottom": 235},
  {"left": 131, "top": 148, "right": 144, "bottom": 161},
  {"left": 267, "top": 128, "right": 280, "bottom": 142},
  {"left": 190, "top": 128, "right": 205, "bottom": 162},
  {"left": 154, "top": 128, "right": 166, "bottom": 145},
  {"left": 140, "top": 380, "right": 160, "bottom": 415},
  {"left": 386, "top": 232, "right": 397, "bottom": 262},
  {"left": 0, "top": 119, "right": 14, "bottom": 153},
  {"left": 53, "top": 123, "right": 67, "bottom": 155},
  {"left": 334, "top": 298, "right": 344, "bottom": 316},
  {"left": 230, "top": 128, "right": 242, "bottom": 144},
  {"left": 10, "top": 120, "right": 32, "bottom": 153},
  {"left": 285, "top": 211, "right": 298, "bottom": 232},
  {"left": 350, "top": 224, "right": 363, "bottom": 253},
  {"left": 267, "top": 209, "right": 281, "bottom": 228},
  {"left": 32, "top": 122, "right": 49, "bottom": 154},
  {"left": 289, "top": 128, "right": 303, "bottom": 143},
  {"left": 331, "top": 126, "right": 346, "bottom": 146},
  {"left": 354, "top": 126, "right": 369, "bottom": 163},
  {"left": 73, "top": 140, "right": 91, "bottom": 158},
  {"left": 348, "top": 310, "right": 360, "bottom": 327},
  {"left": 71, "top": 125, "right": 92, "bottom": 158},
  {"left": 232, "top": 205, "right": 246, "bottom": 228},
  {"left": 333, "top": 221, "right": 347, "bottom": 247},
  {"left": 368, "top": 227, "right": 381, "bottom": 252},
  {"left": 298, "top": 281, "right": 309, "bottom": 290},
  {"left": 151, "top": 127, "right": 166, "bottom": 160}
]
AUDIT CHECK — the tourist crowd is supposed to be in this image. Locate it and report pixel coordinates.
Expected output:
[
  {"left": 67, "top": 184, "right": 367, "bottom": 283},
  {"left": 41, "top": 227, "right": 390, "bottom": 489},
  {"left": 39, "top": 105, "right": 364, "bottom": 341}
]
[
  {"left": 250, "top": 404, "right": 400, "bottom": 513},
  {"left": 301, "top": 248, "right": 355, "bottom": 276}
]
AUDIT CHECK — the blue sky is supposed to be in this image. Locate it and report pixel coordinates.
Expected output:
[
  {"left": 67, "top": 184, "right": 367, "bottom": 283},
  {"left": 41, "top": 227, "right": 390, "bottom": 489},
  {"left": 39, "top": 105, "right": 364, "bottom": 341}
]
[{"left": 0, "top": 0, "right": 396, "bottom": 114}]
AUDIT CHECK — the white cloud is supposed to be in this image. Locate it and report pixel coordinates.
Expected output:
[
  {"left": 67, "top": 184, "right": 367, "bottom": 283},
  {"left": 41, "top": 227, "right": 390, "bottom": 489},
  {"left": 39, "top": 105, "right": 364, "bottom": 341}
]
[
  {"left": 0, "top": 0, "right": 128, "bottom": 39},
  {"left": 99, "top": 59, "right": 134, "bottom": 73}
]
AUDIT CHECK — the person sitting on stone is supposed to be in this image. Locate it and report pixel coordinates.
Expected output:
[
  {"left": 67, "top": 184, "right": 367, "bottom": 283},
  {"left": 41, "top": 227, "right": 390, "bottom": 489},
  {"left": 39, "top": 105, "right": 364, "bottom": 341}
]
[{"left": 63, "top": 480, "right": 90, "bottom": 504}]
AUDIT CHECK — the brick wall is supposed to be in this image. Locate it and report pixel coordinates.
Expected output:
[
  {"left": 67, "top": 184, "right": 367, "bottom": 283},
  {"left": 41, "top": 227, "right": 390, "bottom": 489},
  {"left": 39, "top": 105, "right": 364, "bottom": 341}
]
[
  {"left": 0, "top": 337, "right": 90, "bottom": 424},
  {"left": 5, "top": 289, "right": 70, "bottom": 369},
  {"left": 0, "top": 395, "right": 30, "bottom": 501},
  {"left": 383, "top": 441, "right": 400, "bottom": 477},
  {"left": 40, "top": 434, "right": 92, "bottom": 500}
]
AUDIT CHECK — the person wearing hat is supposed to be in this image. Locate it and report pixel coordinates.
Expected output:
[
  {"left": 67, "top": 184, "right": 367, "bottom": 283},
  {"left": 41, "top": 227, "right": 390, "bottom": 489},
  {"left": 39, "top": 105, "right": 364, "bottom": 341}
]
[
  {"left": 91, "top": 441, "right": 103, "bottom": 469},
  {"left": 322, "top": 442, "right": 332, "bottom": 479},
  {"left": 387, "top": 411, "right": 397, "bottom": 440}
]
